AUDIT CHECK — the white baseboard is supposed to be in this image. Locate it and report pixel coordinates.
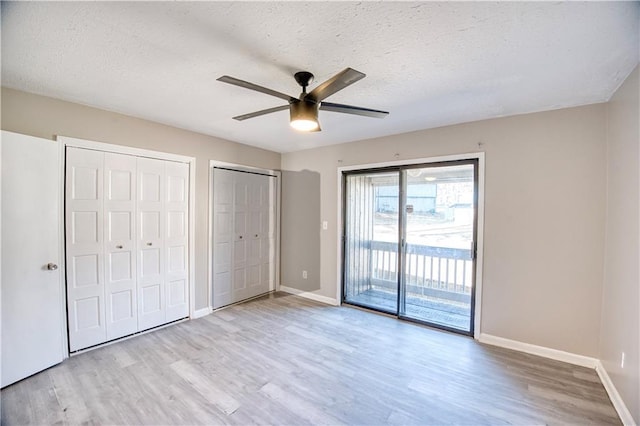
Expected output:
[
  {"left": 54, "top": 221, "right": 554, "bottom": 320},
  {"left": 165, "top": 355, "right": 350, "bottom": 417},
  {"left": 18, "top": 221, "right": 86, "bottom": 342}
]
[
  {"left": 478, "top": 333, "right": 598, "bottom": 368},
  {"left": 279, "top": 285, "right": 339, "bottom": 306},
  {"left": 191, "top": 307, "right": 212, "bottom": 319},
  {"left": 595, "top": 361, "right": 636, "bottom": 426},
  {"left": 478, "top": 334, "right": 636, "bottom": 425}
]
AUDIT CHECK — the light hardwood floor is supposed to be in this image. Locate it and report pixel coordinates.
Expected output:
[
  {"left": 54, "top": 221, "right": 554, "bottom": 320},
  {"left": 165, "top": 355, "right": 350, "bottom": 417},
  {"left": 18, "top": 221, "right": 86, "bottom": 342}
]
[{"left": 1, "top": 292, "right": 620, "bottom": 425}]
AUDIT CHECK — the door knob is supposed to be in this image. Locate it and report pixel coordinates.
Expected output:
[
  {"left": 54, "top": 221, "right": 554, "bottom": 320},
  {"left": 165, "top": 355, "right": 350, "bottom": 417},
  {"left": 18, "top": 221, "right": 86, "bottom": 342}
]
[
  {"left": 47, "top": 263, "right": 58, "bottom": 271},
  {"left": 116, "top": 245, "right": 123, "bottom": 249},
  {"left": 146, "top": 242, "right": 152, "bottom": 246}
]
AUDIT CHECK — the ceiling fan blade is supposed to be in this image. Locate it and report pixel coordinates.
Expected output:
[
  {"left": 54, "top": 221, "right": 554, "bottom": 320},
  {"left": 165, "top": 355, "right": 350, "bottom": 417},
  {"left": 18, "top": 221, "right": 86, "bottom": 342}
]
[
  {"left": 218, "top": 76, "right": 297, "bottom": 103},
  {"left": 320, "top": 102, "right": 389, "bottom": 118},
  {"left": 305, "top": 68, "right": 366, "bottom": 103},
  {"left": 232, "top": 104, "right": 290, "bottom": 121}
]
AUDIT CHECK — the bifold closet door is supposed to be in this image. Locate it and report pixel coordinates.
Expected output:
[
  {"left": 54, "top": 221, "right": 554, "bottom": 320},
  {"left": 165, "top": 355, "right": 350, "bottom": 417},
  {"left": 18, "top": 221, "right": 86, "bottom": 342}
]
[
  {"left": 235, "top": 172, "right": 274, "bottom": 301},
  {"left": 104, "top": 153, "right": 138, "bottom": 340},
  {"left": 247, "top": 173, "right": 275, "bottom": 296},
  {"left": 66, "top": 148, "right": 107, "bottom": 351},
  {"left": 212, "top": 168, "right": 275, "bottom": 309},
  {"left": 212, "top": 169, "right": 234, "bottom": 309},
  {"left": 232, "top": 172, "right": 250, "bottom": 302},
  {"left": 67, "top": 149, "right": 139, "bottom": 350},
  {"left": 164, "top": 161, "right": 189, "bottom": 322},
  {"left": 137, "top": 158, "right": 166, "bottom": 331},
  {"left": 137, "top": 157, "right": 189, "bottom": 331}
]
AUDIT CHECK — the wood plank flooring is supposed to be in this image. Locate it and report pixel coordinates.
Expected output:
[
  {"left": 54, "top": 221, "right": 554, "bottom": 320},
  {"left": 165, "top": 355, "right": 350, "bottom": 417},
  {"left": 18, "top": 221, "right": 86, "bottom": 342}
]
[{"left": 1, "top": 292, "right": 621, "bottom": 425}]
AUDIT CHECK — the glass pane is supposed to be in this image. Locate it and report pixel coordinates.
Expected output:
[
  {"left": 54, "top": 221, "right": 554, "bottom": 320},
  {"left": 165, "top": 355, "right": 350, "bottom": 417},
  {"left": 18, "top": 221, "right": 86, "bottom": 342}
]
[
  {"left": 344, "top": 172, "right": 399, "bottom": 313},
  {"left": 401, "top": 163, "right": 475, "bottom": 332}
]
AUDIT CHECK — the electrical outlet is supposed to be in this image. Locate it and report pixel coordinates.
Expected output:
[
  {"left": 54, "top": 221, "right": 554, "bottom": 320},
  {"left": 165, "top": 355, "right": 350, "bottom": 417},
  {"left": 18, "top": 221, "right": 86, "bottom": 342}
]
[
  {"left": 302, "top": 270, "right": 308, "bottom": 279},
  {"left": 621, "top": 352, "right": 625, "bottom": 368},
  {"left": 322, "top": 221, "right": 328, "bottom": 230}
]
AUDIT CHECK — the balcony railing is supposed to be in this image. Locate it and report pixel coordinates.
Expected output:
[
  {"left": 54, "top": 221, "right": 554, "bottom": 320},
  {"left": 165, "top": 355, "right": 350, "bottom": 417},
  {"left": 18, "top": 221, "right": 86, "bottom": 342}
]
[{"left": 367, "top": 240, "right": 473, "bottom": 304}]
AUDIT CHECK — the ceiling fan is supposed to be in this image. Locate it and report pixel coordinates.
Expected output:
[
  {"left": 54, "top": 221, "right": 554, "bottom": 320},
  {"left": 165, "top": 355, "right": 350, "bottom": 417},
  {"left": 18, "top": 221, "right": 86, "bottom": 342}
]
[{"left": 217, "top": 67, "right": 389, "bottom": 132}]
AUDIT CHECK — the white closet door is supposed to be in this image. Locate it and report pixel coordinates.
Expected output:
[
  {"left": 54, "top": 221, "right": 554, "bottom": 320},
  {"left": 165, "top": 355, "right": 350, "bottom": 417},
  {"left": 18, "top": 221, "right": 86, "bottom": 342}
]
[
  {"left": 212, "top": 169, "right": 276, "bottom": 309},
  {"left": 66, "top": 148, "right": 107, "bottom": 351},
  {"left": 104, "top": 153, "right": 138, "bottom": 340},
  {"left": 212, "top": 169, "right": 234, "bottom": 309},
  {"left": 164, "top": 161, "right": 189, "bottom": 322},
  {"left": 137, "top": 157, "right": 165, "bottom": 331}
]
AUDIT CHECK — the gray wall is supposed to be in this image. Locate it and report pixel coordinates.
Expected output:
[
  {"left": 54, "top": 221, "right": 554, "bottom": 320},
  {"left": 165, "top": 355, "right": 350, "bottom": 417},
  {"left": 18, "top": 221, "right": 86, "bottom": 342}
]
[
  {"left": 280, "top": 170, "right": 321, "bottom": 292},
  {"left": 1, "top": 87, "right": 281, "bottom": 311},
  {"left": 282, "top": 103, "right": 608, "bottom": 358},
  {"left": 600, "top": 65, "right": 639, "bottom": 423}
]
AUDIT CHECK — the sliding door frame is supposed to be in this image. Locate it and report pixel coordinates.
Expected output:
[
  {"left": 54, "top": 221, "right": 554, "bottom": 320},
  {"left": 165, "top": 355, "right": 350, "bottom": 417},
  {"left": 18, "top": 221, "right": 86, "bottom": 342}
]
[{"left": 337, "top": 152, "right": 485, "bottom": 339}]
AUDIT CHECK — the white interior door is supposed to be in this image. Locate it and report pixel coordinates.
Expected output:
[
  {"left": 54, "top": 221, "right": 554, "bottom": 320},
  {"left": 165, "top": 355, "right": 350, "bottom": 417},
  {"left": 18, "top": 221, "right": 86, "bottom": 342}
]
[
  {"left": 1, "top": 131, "right": 64, "bottom": 387},
  {"left": 164, "top": 161, "right": 189, "bottom": 322},
  {"left": 66, "top": 147, "right": 107, "bottom": 352},
  {"left": 137, "top": 157, "right": 166, "bottom": 331},
  {"left": 104, "top": 152, "right": 138, "bottom": 340}
]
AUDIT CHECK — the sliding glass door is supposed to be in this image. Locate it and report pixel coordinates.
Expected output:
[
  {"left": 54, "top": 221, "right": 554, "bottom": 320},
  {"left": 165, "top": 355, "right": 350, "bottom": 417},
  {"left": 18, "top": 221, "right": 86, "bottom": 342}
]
[
  {"left": 343, "top": 171, "right": 400, "bottom": 314},
  {"left": 343, "top": 160, "right": 478, "bottom": 335},
  {"left": 399, "top": 162, "right": 477, "bottom": 332}
]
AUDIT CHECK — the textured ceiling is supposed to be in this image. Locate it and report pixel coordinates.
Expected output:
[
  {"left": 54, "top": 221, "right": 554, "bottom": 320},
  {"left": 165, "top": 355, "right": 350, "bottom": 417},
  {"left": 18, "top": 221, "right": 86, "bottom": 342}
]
[{"left": 1, "top": 2, "right": 638, "bottom": 153}]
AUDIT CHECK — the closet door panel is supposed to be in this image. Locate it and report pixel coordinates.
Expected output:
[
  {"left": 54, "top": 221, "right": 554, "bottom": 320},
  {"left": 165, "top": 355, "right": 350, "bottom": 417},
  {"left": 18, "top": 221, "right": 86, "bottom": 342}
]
[
  {"left": 104, "top": 153, "right": 137, "bottom": 340},
  {"left": 246, "top": 174, "right": 267, "bottom": 297},
  {"left": 66, "top": 148, "right": 107, "bottom": 351},
  {"left": 137, "top": 158, "right": 165, "bottom": 331},
  {"left": 232, "top": 173, "right": 250, "bottom": 301},
  {"left": 212, "top": 169, "right": 234, "bottom": 309},
  {"left": 164, "top": 161, "right": 189, "bottom": 321},
  {"left": 263, "top": 176, "right": 276, "bottom": 290}
]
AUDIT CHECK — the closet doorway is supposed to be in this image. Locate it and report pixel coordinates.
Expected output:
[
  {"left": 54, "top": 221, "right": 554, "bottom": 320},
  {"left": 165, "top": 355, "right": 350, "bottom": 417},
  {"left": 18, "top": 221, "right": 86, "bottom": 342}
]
[
  {"left": 210, "top": 166, "right": 278, "bottom": 309},
  {"left": 342, "top": 158, "right": 481, "bottom": 335}
]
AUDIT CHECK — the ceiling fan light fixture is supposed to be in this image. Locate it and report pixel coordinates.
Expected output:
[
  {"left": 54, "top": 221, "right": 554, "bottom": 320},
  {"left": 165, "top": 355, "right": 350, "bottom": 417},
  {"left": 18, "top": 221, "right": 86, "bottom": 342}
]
[
  {"left": 290, "top": 101, "right": 319, "bottom": 132},
  {"left": 218, "top": 67, "right": 388, "bottom": 131}
]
